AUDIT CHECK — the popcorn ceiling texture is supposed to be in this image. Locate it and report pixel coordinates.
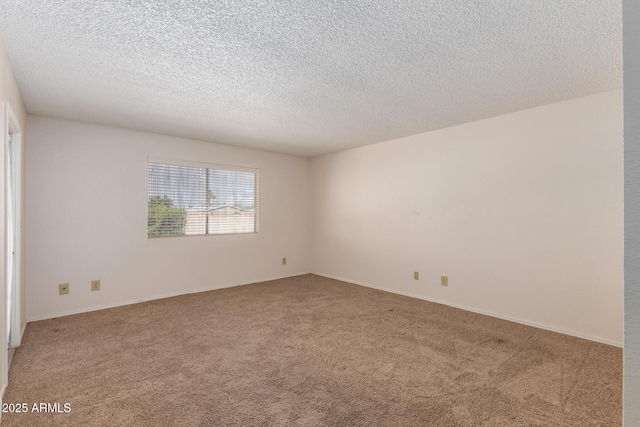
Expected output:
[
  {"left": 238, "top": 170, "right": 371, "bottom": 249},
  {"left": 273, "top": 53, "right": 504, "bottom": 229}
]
[{"left": 0, "top": 1, "right": 622, "bottom": 157}]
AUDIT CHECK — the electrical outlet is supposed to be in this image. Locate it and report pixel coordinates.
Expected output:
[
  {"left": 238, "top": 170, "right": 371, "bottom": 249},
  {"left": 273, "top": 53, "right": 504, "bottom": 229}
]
[
  {"left": 282, "top": 257, "right": 287, "bottom": 265},
  {"left": 59, "top": 283, "right": 69, "bottom": 295},
  {"left": 91, "top": 280, "right": 100, "bottom": 291},
  {"left": 414, "top": 271, "right": 419, "bottom": 280},
  {"left": 441, "top": 276, "right": 448, "bottom": 287}
]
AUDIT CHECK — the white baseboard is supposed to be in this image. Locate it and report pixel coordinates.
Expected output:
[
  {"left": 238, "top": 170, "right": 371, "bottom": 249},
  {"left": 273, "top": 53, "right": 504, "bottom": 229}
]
[
  {"left": 25, "top": 270, "right": 622, "bottom": 347},
  {"left": 27, "top": 272, "right": 311, "bottom": 322},
  {"left": 312, "top": 272, "right": 623, "bottom": 348}
]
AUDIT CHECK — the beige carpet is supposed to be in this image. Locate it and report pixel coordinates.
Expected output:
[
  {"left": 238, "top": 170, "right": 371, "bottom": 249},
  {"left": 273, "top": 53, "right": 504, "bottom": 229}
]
[{"left": 3, "top": 274, "right": 621, "bottom": 426}]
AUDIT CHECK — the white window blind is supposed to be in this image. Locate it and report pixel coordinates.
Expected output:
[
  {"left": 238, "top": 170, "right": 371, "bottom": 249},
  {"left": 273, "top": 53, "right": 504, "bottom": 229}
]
[{"left": 147, "top": 158, "right": 258, "bottom": 238}]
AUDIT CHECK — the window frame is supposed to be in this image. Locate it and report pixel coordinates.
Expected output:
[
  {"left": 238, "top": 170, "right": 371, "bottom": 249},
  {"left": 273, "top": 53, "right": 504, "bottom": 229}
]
[{"left": 147, "top": 156, "right": 259, "bottom": 238}]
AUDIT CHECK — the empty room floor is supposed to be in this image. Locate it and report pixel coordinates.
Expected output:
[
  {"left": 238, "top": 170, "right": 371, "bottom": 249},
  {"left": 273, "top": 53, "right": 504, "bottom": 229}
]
[{"left": 3, "top": 275, "right": 621, "bottom": 426}]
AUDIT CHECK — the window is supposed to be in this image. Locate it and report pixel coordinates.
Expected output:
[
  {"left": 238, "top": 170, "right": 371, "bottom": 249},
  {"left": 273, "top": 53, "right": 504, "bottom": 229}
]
[{"left": 147, "top": 158, "right": 258, "bottom": 238}]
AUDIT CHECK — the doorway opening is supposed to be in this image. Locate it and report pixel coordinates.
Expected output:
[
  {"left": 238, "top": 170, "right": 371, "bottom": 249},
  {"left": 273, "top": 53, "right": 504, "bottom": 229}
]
[{"left": 4, "top": 102, "right": 22, "bottom": 387}]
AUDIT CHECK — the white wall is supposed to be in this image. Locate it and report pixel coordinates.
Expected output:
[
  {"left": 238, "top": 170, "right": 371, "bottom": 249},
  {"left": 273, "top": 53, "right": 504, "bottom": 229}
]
[
  {"left": 310, "top": 90, "right": 623, "bottom": 346},
  {"left": 26, "top": 116, "right": 309, "bottom": 320},
  {"left": 1, "top": 37, "right": 27, "bottom": 334},
  {"left": 1, "top": 36, "right": 27, "bottom": 406},
  {"left": 624, "top": 0, "right": 640, "bottom": 424}
]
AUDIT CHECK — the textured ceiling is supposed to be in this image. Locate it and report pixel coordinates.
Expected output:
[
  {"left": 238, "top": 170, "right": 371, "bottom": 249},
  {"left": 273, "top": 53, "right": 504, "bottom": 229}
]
[{"left": 0, "top": 1, "right": 622, "bottom": 157}]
